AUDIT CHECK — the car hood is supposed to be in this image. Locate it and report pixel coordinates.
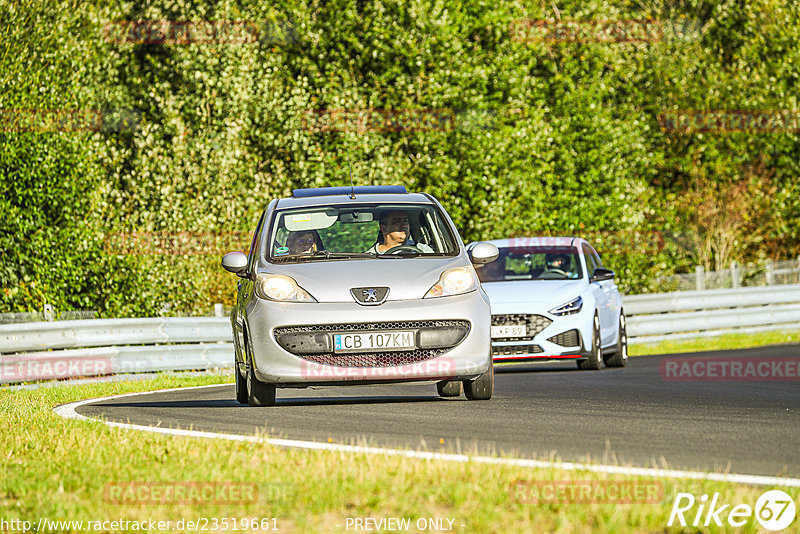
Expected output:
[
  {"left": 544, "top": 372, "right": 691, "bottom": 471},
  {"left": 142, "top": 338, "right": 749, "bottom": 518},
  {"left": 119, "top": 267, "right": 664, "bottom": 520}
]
[
  {"left": 260, "top": 256, "right": 470, "bottom": 302},
  {"left": 480, "top": 280, "right": 587, "bottom": 310}
]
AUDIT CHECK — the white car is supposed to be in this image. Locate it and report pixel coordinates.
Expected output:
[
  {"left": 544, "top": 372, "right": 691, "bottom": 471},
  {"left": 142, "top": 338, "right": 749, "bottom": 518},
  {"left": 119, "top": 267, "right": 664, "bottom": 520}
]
[{"left": 467, "top": 237, "right": 627, "bottom": 369}]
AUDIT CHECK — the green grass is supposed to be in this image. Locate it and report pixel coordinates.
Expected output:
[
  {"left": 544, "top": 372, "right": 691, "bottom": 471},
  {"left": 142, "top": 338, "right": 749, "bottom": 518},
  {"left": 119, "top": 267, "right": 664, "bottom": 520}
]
[
  {"left": 630, "top": 330, "right": 800, "bottom": 357},
  {"left": 2, "top": 373, "right": 798, "bottom": 532}
]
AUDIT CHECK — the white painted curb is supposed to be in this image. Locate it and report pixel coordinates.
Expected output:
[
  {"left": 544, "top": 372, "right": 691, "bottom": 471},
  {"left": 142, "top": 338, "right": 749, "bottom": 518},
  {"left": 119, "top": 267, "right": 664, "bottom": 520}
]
[{"left": 55, "top": 384, "right": 800, "bottom": 488}]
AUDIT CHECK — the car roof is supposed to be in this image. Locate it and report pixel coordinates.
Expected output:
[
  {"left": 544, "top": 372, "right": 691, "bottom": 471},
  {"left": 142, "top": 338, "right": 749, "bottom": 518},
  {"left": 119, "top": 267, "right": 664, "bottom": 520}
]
[
  {"left": 275, "top": 190, "right": 435, "bottom": 210},
  {"left": 478, "top": 237, "right": 588, "bottom": 249}
]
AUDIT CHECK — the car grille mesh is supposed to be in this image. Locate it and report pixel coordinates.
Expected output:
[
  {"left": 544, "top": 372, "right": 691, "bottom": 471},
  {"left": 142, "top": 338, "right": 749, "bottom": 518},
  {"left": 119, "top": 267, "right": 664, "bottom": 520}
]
[
  {"left": 491, "top": 314, "right": 552, "bottom": 341},
  {"left": 547, "top": 329, "right": 581, "bottom": 347},
  {"left": 492, "top": 344, "right": 544, "bottom": 356},
  {"left": 274, "top": 320, "right": 469, "bottom": 368},
  {"left": 299, "top": 350, "right": 447, "bottom": 368},
  {"left": 275, "top": 320, "right": 469, "bottom": 334}
]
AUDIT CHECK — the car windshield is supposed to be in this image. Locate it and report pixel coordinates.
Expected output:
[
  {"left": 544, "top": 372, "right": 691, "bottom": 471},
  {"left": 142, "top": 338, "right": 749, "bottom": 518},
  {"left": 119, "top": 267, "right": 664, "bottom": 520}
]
[
  {"left": 477, "top": 245, "right": 583, "bottom": 281},
  {"left": 265, "top": 203, "right": 459, "bottom": 263}
]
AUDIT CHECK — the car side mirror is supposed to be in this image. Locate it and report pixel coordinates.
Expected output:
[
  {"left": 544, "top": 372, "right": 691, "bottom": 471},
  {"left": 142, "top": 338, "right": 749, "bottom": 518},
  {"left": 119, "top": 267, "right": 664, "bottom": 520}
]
[
  {"left": 591, "top": 268, "right": 615, "bottom": 282},
  {"left": 221, "top": 251, "right": 249, "bottom": 277},
  {"left": 470, "top": 242, "right": 499, "bottom": 265}
]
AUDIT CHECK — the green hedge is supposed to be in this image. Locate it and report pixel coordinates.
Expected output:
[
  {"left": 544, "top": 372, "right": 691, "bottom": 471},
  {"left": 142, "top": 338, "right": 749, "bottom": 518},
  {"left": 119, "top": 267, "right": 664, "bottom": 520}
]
[{"left": 1, "top": 0, "right": 798, "bottom": 316}]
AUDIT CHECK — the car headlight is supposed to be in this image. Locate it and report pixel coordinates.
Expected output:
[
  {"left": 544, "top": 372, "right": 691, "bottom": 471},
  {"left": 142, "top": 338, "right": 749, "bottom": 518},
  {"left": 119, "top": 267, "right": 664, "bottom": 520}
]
[
  {"left": 549, "top": 296, "right": 582, "bottom": 316},
  {"left": 255, "top": 274, "right": 316, "bottom": 302},
  {"left": 424, "top": 267, "right": 478, "bottom": 298}
]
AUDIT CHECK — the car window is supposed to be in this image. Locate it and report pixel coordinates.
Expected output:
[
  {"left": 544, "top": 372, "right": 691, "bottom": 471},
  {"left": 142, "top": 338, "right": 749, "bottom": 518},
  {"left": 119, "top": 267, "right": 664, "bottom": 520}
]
[
  {"left": 477, "top": 246, "right": 583, "bottom": 282},
  {"left": 264, "top": 203, "right": 458, "bottom": 262},
  {"left": 582, "top": 243, "right": 601, "bottom": 276},
  {"left": 588, "top": 245, "right": 604, "bottom": 269},
  {"left": 247, "top": 210, "right": 266, "bottom": 272}
]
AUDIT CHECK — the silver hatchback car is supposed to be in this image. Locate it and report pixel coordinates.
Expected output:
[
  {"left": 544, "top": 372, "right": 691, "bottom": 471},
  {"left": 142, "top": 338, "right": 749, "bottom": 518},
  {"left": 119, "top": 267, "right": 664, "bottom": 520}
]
[{"left": 221, "top": 186, "right": 499, "bottom": 406}]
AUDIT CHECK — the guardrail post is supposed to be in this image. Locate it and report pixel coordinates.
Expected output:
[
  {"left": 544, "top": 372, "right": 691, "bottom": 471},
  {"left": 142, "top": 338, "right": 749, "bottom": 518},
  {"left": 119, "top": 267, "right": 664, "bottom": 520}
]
[
  {"left": 766, "top": 259, "right": 775, "bottom": 285},
  {"left": 695, "top": 265, "right": 705, "bottom": 291},
  {"left": 214, "top": 303, "right": 224, "bottom": 317},
  {"left": 731, "top": 261, "right": 740, "bottom": 288}
]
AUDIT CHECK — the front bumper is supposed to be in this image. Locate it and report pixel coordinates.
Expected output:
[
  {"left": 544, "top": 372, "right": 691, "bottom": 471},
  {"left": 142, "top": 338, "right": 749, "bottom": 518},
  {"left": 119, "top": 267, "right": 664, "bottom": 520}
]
[
  {"left": 245, "top": 291, "right": 491, "bottom": 386},
  {"left": 490, "top": 305, "right": 593, "bottom": 363}
]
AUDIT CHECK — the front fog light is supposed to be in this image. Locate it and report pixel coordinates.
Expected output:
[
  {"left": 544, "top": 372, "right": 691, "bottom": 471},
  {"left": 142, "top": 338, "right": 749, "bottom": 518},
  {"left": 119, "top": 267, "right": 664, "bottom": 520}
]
[
  {"left": 255, "top": 274, "right": 316, "bottom": 302},
  {"left": 424, "top": 267, "right": 478, "bottom": 298}
]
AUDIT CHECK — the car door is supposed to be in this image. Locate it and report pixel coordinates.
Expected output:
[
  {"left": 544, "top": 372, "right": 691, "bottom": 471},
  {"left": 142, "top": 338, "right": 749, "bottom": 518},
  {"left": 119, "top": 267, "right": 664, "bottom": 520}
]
[
  {"left": 583, "top": 243, "right": 619, "bottom": 346},
  {"left": 234, "top": 210, "right": 266, "bottom": 361}
]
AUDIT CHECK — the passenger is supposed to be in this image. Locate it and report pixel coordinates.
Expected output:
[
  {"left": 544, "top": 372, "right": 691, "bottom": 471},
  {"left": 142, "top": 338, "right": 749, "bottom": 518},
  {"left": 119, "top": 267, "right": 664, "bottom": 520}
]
[{"left": 286, "top": 230, "right": 323, "bottom": 254}]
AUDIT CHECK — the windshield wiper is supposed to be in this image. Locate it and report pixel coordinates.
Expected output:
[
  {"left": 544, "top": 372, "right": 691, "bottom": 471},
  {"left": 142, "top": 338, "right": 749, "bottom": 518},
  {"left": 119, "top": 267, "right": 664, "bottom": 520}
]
[
  {"left": 377, "top": 251, "right": 422, "bottom": 258},
  {"left": 271, "top": 251, "right": 376, "bottom": 263}
]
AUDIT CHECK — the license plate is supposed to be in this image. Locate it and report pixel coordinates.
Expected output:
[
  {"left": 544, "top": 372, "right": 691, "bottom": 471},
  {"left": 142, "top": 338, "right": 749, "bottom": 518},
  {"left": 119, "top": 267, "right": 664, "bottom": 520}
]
[
  {"left": 334, "top": 331, "right": 415, "bottom": 353},
  {"left": 491, "top": 325, "right": 527, "bottom": 338}
]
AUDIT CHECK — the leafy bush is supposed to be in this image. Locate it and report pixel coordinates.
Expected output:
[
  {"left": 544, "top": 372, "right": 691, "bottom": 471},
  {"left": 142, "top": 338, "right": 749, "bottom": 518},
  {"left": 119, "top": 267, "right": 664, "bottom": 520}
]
[{"left": 1, "top": 0, "right": 798, "bottom": 315}]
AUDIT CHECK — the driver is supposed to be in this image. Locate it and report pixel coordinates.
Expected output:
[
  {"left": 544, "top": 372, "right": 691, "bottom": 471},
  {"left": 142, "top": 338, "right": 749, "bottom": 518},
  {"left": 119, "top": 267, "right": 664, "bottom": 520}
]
[
  {"left": 366, "top": 210, "right": 433, "bottom": 254},
  {"left": 545, "top": 253, "right": 573, "bottom": 275}
]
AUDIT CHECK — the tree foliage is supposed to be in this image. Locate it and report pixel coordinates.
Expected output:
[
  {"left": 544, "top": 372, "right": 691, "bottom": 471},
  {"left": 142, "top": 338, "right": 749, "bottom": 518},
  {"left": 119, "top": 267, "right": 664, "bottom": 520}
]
[{"left": 1, "top": 0, "right": 799, "bottom": 315}]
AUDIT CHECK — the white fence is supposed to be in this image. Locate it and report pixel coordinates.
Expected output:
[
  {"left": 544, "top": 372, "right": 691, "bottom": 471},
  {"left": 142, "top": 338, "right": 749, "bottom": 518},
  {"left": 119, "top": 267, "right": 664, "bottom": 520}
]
[
  {"left": 2, "top": 284, "right": 800, "bottom": 384},
  {"left": 658, "top": 258, "right": 800, "bottom": 292}
]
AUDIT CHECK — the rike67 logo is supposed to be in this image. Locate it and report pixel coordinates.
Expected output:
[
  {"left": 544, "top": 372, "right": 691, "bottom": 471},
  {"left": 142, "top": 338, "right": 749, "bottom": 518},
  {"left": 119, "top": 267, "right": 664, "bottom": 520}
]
[{"left": 668, "top": 490, "right": 796, "bottom": 531}]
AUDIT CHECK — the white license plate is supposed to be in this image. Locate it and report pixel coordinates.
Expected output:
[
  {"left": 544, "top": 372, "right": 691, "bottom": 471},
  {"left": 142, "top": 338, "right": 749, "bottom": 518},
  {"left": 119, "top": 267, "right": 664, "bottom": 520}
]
[
  {"left": 334, "top": 331, "right": 415, "bottom": 353},
  {"left": 491, "top": 325, "right": 527, "bottom": 338}
]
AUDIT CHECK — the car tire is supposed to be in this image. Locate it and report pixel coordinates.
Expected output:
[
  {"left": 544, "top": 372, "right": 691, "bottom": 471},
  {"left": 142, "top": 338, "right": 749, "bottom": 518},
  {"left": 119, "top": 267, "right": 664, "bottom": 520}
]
[
  {"left": 463, "top": 362, "right": 493, "bottom": 400},
  {"left": 436, "top": 380, "right": 463, "bottom": 398},
  {"left": 235, "top": 359, "right": 248, "bottom": 404},
  {"left": 577, "top": 314, "right": 603, "bottom": 370},
  {"left": 603, "top": 312, "right": 628, "bottom": 368},
  {"left": 245, "top": 339, "right": 276, "bottom": 407}
]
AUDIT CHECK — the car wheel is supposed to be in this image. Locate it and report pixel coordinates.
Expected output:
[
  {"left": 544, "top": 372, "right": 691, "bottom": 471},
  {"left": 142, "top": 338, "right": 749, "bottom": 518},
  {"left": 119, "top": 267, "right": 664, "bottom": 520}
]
[
  {"left": 577, "top": 314, "right": 603, "bottom": 370},
  {"left": 603, "top": 312, "right": 628, "bottom": 368},
  {"left": 436, "top": 380, "right": 463, "bottom": 398},
  {"left": 245, "top": 338, "right": 276, "bottom": 407},
  {"left": 463, "top": 362, "right": 493, "bottom": 400},
  {"left": 235, "top": 359, "right": 248, "bottom": 404}
]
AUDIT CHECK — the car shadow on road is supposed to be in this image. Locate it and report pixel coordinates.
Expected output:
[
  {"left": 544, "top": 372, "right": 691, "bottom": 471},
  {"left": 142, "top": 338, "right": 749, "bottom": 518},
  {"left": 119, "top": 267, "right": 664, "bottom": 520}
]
[
  {"left": 274, "top": 395, "right": 450, "bottom": 407},
  {"left": 80, "top": 396, "right": 449, "bottom": 410},
  {"left": 494, "top": 363, "right": 581, "bottom": 374}
]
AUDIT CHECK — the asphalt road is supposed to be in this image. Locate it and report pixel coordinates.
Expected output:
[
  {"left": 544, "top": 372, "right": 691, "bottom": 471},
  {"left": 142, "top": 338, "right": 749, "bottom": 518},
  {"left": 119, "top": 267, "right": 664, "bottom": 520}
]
[{"left": 77, "top": 346, "right": 800, "bottom": 478}]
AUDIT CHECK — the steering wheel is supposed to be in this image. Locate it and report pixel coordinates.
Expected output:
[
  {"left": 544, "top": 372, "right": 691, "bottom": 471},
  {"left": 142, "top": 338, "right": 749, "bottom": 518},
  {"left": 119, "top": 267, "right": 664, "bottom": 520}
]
[
  {"left": 384, "top": 245, "right": 422, "bottom": 254},
  {"left": 539, "top": 268, "right": 568, "bottom": 279}
]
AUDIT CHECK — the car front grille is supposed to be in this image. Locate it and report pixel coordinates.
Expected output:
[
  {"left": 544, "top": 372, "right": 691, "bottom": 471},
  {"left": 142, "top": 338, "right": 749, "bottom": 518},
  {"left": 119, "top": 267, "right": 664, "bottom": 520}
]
[
  {"left": 492, "top": 344, "right": 544, "bottom": 356},
  {"left": 273, "top": 320, "right": 470, "bottom": 368},
  {"left": 547, "top": 329, "right": 581, "bottom": 347},
  {"left": 299, "top": 350, "right": 447, "bottom": 368},
  {"left": 491, "top": 314, "right": 552, "bottom": 341}
]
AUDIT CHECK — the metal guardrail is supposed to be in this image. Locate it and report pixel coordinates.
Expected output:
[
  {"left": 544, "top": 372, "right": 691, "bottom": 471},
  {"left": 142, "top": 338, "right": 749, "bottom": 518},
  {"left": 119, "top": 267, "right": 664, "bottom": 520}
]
[
  {"left": 625, "top": 284, "right": 800, "bottom": 344},
  {"left": 1, "top": 284, "right": 799, "bottom": 384},
  {"left": 0, "top": 318, "right": 234, "bottom": 384}
]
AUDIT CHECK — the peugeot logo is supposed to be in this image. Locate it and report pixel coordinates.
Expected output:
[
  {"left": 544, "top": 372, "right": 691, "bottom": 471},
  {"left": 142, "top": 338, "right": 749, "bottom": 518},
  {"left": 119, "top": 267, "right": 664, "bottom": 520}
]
[{"left": 350, "top": 287, "right": 389, "bottom": 306}]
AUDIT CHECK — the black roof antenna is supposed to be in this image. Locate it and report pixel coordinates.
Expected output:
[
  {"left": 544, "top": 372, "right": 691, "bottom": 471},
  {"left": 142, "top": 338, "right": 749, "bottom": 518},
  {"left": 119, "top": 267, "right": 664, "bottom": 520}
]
[{"left": 346, "top": 146, "right": 355, "bottom": 199}]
